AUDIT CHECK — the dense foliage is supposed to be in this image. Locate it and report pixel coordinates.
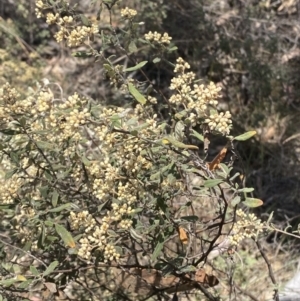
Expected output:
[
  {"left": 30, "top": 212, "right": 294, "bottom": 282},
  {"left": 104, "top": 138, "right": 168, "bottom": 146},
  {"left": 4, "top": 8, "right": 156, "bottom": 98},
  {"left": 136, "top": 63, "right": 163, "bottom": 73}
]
[{"left": 1, "top": 1, "right": 300, "bottom": 301}]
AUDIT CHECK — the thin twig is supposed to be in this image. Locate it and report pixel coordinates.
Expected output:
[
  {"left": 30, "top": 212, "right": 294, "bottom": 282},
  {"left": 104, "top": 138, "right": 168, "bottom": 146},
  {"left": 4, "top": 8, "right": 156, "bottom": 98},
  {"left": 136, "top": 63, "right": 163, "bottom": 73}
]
[
  {"left": 256, "top": 240, "right": 279, "bottom": 301},
  {"left": 0, "top": 237, "right": 47, "bottom": 268},
  {"left": 234, "top": 282, "right": 260, "bottom": 301}
]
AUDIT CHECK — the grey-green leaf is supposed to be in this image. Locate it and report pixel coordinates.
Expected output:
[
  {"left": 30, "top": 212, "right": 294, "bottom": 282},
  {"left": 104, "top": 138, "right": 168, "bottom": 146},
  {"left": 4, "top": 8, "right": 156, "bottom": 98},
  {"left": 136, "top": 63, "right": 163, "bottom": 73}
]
[
  {"left": 124, "top": 61, "right": 148, "bottom": 72},
  {"left": 128, "top": 83, "right": 146, "bottom": 104},
  {"left": 204, "top": 179, "right": 223, "bottom": 188},
  {"left": 43, "top": 261, "right": 59, "bottom": 276},
  {"left": 55, "top": 224, "right": 76, "bottom": 248},
  {"left": 233, "top": 131, "right": 256, "bottom": 141}
]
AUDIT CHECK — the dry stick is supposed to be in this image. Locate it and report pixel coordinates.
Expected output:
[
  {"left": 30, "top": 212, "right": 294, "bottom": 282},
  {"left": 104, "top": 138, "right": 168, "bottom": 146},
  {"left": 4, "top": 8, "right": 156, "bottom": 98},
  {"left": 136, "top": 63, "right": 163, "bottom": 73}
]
[
  {"left": 0, "top": 236, "right": 47, "bottom": 268},
  {"left": 234, "top": 282, "right": 260, "bottom": 301},
  {"left": 256, "top": 240, "right": 279, "bottom": 301}
]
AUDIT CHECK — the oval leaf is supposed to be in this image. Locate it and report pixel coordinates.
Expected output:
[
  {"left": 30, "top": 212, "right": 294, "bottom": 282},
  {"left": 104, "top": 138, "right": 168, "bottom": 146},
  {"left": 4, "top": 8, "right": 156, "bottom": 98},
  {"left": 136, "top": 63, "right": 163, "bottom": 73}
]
[
  {"left": 151, "top": 234, "right": 164, "bottom": 261},
  {"left": 124, "top": 61, "right": 148, "bottom": 72},
  {"left": 238, "top": 187, "right": 254, "bottom": 193},
  {"left": 204, "top": 179, "right": 223, "bottom": 188},
  {"left": 49, "top": 203, "right": 72, "bottom": 213},
  {"left": 153, "top": 57, "right": 161, "bottom": 64},
  {"left": 55, "top": 224, "right": 76, "bottom": 248},
  {"left": 231, "top": 196, "right": 241, "bottom": 207},
  {"left": 128, "top": 83, "right": 146, "bottom": 105},
  {"left": 36, "top": 141, "right": 54, "bottom": 150},
  {"left": 162, "top": 136, "right": 198, "bottom": 150},
  {"left": 191, "top": 129, "right": 204, "bottom": 142},
  {"left": 243, "top": 198, "right": 263, "bottom": 208},
  {"left": 51, "top": 190, "right": 59, "bottom": 208},
  {"left": 43, "top": 261, "right": 59, "bottom": 276},
  {"left": 30, "top": 266, "right": 40, "bottom": 276},
  {"left": 234, "top": 131, "right": 257, "bottom": 141}
]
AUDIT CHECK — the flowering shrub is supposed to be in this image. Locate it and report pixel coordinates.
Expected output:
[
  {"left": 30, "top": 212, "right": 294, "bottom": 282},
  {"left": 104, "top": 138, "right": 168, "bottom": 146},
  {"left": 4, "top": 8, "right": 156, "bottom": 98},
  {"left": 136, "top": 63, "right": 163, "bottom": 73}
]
[{"left": 0, "top": 1, "right": 290, "bottom": 301}]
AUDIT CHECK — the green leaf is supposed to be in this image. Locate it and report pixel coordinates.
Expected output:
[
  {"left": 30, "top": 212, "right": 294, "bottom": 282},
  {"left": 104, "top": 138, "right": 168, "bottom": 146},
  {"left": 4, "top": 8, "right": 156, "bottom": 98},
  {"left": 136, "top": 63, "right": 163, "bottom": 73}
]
[
  {"left": 153, "top": 57, "right": 161, "bottom": 64},
  {"left": 107, "top": 230, "right": 118, "bottom": 237},
  {"left": 243, "top": 198, "right": 263, "bottom": 208},
  {"left": 238, "top": 187, "right": 254, "bottom": 193},
  {"left": 81, "top": 155, "right": 91, "bottom": 166},
  {"left": 9, "top": 152, "right": 19, "bottom": 163},
  {"left": 29, "top": 279, "right": 44, "bottom": 291},
  {"left": 80, "top": 14, "right": 91, "bottom": 26},
  {"left": 30, "top": 266, "right": 40, "bottom": 277},
  {"left": 168, "top": 46, "right": 178, "bottom": 52},
  {"left": 44, "top": 220, "right": 54, "bottom": 227},
  {"left": 49, "top": 203, "right": 72, "bottom": 213},
  {"left": 161, "top": 136, "right": 198, "bottom": 149},
  {"left": 0, "top": 278, "right": 18, "bottom": 287},
  {"left": 128, "top": 40, "right": 137, "bottom": 53},
  {"left": 51, "top": 190, "right": 59, "bottom": 208},
  {"left": 191, "top": 129, "right": 204, "bottom": 142},
  {"left": 19, "top": 117, "right": 26, "bottom": 127},
  {"left": 128, "top": 83, "right": 146, "bottom": 104},
  {"left": 151, "top": 234, "right": 164, "bottom": 261},
  {"left": 17, "top": 279, "right": 32, "bottom": 289},
  {"left": 39, "top": 186, "right": 49, "bottom": 199},
  {"left": 229, "top": 172, "right": 240, "bottom": 181},
  {"left": 204, "top": 179, "right": 223, "bottom": 188},
  {"left": 174, "top": 121, "right": 185, "bottom": 141},
  {"left": 4, "top": 169, "right": 17, "bottom": 180},
  {"left": 219, "top": 163, "right": 230, "bottom": 175},
  {"left": 37, "top": 224, "right": 46, "bottom": 248},
  {"left": 231, "top": 196, "right": 241, "bottom": 207},
  {"left": 36, "top": 141, "right": 54, "bottom": 150},
  {"left": 0, "top": 129, "right": 21, "bottom": 135},
  {"left": 124, "top": 61, "right": 148, "bottom": 72},
  {"left": 179, "top": 265, "right": 197, "bottom": 273},
  {"left": 234, "top": 131, "right": 257, "bottom": 141},
  {"left": 266, "top": 211, "right": 274, "bottom": 225},
  {"left": 130, "top": 228, "right": 143, "bottom": 242},
  {"left": 55, "top": 224, "right": 76, "bottom": 248},
  {"left": 43, "top": 261, "right": 59, "bottom": 276},
  {"left": 174, "top": 109, "right": 188, "bottom": 119}
]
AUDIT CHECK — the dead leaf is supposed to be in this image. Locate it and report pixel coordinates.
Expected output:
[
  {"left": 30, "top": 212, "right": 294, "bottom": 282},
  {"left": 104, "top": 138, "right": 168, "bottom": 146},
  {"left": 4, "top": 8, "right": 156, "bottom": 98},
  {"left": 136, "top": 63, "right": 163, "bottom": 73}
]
[
  {"left": 208, "top": 147, "right": 227, "bottom": 170},
  {"left": 195, "top": 268, "right": 219, "bottom": 287},
  {"left": 178, "top": 227, "right": 189, "bottom": 245}
]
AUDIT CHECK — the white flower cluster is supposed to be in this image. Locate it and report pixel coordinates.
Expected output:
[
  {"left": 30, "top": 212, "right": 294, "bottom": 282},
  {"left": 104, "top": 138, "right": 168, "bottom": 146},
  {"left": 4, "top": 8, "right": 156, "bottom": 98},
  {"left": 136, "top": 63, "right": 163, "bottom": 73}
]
[
  {"left": 229, "top": 209, "right": 264, "bottom": 245},
  {"left": 103, "top": 244, "right": 120, "bottom": 263},
  {"left": 169, "top": 57, "right": 232, "bottom": 135},
  {"left": 144, "top": 31, "right": 172, "bottom": 45},
  {"left": 69, "top": 211, "right": 96, "bottom": 232},
  {"left": 205, "top": 111, "right": 232, "bottom": 135},
  {"left": 0, "top": 175, "right": 23, "bottom": 204},
  {"left": 66, "top": 24, "right": 99, "bottom": 47},
  {"left": 121, "top": 7, "right": 137, "bottom": 19}
]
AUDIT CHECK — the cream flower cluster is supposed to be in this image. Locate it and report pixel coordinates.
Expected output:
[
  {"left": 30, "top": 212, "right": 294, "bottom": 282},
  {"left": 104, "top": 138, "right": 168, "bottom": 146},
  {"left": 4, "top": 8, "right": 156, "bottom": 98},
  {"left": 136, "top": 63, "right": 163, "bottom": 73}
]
[
  {"left": 169, "top": 57, "right": 232, "bottom": 135},
  {"left": 31, "top": 90, "right": 53, "bottom": 116},
  {"left": 103, "top": 244, "right": 120, "bottom": 263},
  {"left": 69, "top": 211, "right": 96, "bottom": 232},
  {"left": 0, "top": 174, "right": 23, "bottom": 204},
  {"left": 229, "top": 209, "right": 264, "bottom": 245},
  {"left": 36, "top": 0, "right": 98, "bottom": 47},
  {"left": 144, "top": 31, "right": 172, "bottom": 45},
  {"left": 0, "top": 83, "right": 20, "bottom": 124},
  {"left": 70, "top": 211, "right": 124, "bottom": 261},
  {"left": 205, "top": 111, "right": 232, "bottom": 135},
  {"left": 121, "top": 7, "right": 137, "bottom": 19},
  {"left": 68, "top": 105, "right": 162, "bottom": 262},
  {"left": 66, "top": 25, "right": 99, "bottom": 47}
]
